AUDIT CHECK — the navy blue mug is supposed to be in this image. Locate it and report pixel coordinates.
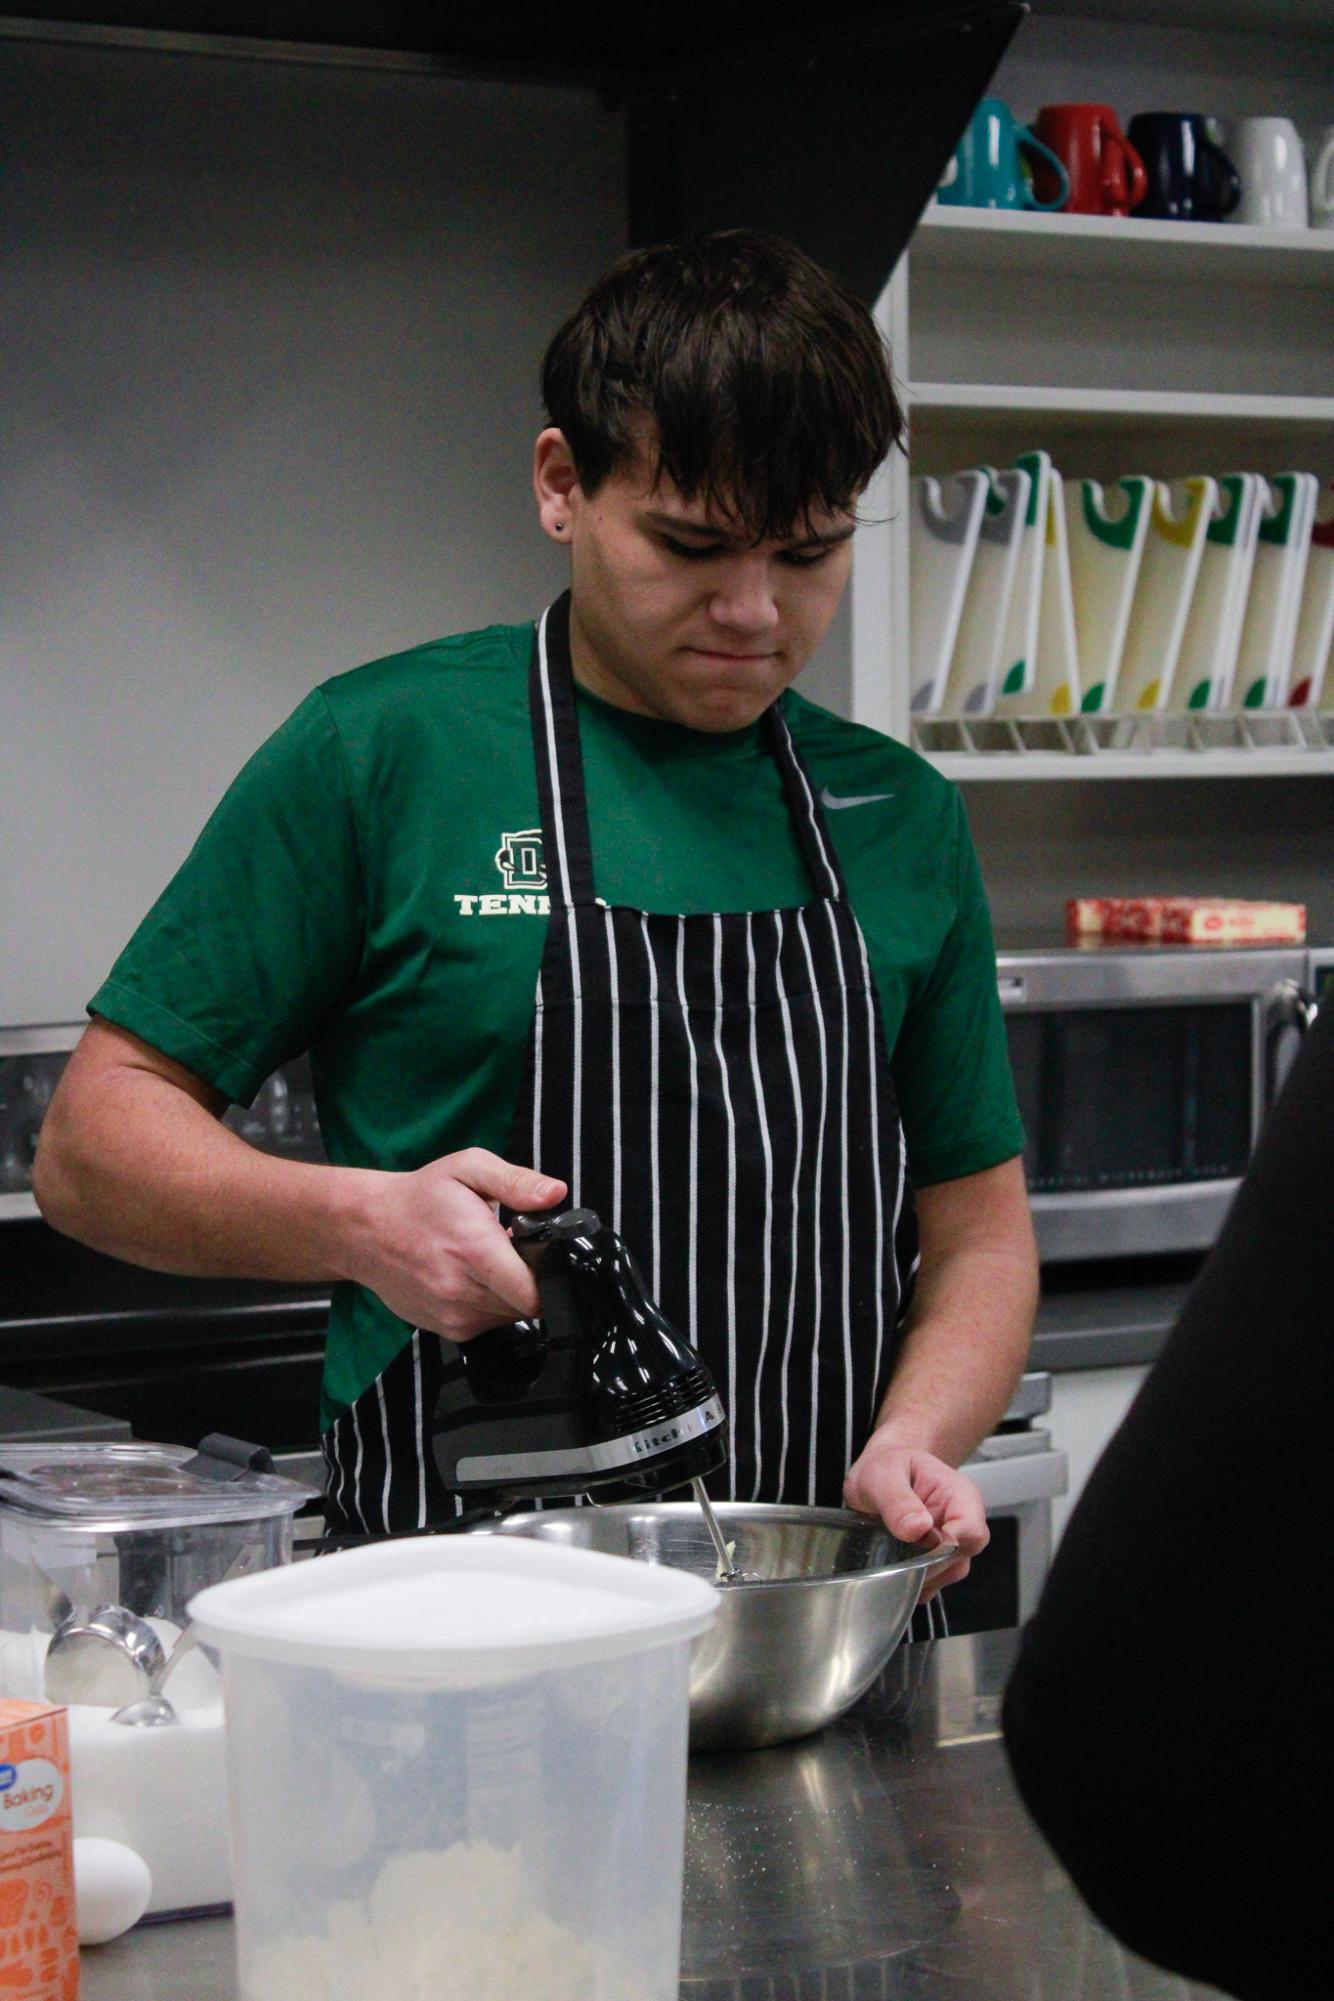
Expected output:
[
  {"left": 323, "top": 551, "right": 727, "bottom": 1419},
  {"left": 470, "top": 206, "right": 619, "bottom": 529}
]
[{"left": 1128, "top": 113, "right": 1241, "bottom": 221}]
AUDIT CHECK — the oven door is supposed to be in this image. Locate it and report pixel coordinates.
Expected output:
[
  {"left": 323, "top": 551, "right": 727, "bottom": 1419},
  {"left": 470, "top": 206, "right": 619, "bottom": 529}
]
[{"left": 999, "top": 948, "right": 1310, "bottom": 1263}]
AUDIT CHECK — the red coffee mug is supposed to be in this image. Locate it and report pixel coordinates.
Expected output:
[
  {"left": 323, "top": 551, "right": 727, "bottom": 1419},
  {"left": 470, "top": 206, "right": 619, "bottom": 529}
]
[{"left": 1030, "top": 103, "right": 1147, "bottom": 215}]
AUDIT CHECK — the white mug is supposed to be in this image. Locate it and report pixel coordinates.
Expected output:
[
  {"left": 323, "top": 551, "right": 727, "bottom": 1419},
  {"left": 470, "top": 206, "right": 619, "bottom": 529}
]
[
  {"left": 1224, "top": 116, "right": 1309, "bottom": 228},
  {"left": 1309, "top": 125, "right": 1334, "bottom": 230}
]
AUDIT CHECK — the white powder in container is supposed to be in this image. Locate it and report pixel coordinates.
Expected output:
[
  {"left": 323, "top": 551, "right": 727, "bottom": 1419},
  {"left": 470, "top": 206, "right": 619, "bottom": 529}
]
[
  {"left": 242, "top": 1840, "right": 656, "bottom": 2001},
  {"left": 0, "top": 1619, "right": 236, "bottom": 1917},
  {"left": 67, "top": 1699, "right": 231, "bottom": 1915}
]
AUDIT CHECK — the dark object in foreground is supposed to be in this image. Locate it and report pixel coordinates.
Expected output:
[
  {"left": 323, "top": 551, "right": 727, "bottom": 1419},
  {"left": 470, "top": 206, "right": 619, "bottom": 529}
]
[{"left": 1003, "top": 1004, "right": 1334, "bottom": 2001}]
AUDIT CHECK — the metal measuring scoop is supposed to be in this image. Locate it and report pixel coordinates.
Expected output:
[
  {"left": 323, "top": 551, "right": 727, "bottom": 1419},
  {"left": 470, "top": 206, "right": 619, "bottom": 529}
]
[
  {"left": 44, "top": 1604, "right": 165, "bottom": 1707},
  {"left": 109, "top": 1539, "right": 262, "bottom": 1725},
  {"left": 110, "top": 1623, "right": 202, "bottom": 1728}
]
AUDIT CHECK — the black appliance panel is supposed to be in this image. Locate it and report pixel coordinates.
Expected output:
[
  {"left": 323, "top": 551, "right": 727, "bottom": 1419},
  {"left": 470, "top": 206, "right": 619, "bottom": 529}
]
[{"left": 1005, "top": 1004, "right": 1253, "bottom": 1196}]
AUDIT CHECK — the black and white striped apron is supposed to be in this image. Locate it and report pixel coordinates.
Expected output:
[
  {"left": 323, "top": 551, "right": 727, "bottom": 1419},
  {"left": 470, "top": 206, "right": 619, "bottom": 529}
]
[{"left": 323, "top": 591, "right": 919, "bottom": 1538}]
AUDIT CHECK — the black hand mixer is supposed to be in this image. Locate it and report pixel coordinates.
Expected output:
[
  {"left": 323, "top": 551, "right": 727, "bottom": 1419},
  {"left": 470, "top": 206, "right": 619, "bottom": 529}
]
[
  {"left": 432, "top": 1207, "right": 727, "bottom": 1507},
  {"left": 322, "top": 1206, "right": 751, "bottom": 1575}
]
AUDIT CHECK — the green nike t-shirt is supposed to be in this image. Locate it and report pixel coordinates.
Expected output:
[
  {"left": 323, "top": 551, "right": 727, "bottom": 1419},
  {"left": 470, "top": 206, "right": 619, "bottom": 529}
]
[{"left": 89, "top": 618, "right": 1024, "bottom": 1424}]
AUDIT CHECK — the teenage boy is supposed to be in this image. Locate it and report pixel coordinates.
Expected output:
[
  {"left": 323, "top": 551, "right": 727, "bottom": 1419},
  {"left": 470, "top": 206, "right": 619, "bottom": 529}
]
[{"left": 36, "top": 231, "right": 1036, "bottom": 1593}]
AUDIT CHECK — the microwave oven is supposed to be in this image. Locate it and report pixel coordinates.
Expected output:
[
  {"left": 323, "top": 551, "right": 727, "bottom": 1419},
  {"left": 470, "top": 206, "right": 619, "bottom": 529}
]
[
  {"left": 998, "top": 944, "right": 1321, "bottom": 1265},
  {"left": 0, "top": 1026, "right": 324, "bottom": 1221}
]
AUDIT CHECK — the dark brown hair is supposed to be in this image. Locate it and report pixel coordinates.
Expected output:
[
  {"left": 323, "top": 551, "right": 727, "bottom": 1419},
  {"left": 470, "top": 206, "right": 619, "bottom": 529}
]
[{"left": 540, "top": 230, "right": 904, "bottom": 542}]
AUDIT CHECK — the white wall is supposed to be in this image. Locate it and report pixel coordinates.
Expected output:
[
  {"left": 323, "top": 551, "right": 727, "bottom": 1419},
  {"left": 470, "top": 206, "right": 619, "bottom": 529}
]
[
  {"left": 993, "top": 5, "right": 1333, "bottom": 133},
  {"left": 1, "top": 39, "right": 626, "bottom": 1023}
]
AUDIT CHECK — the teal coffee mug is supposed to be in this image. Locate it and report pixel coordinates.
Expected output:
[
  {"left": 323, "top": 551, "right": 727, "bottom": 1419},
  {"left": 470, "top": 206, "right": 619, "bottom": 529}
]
[{"left": 937, "top": 96, "right": 1071, "bottom": 210}]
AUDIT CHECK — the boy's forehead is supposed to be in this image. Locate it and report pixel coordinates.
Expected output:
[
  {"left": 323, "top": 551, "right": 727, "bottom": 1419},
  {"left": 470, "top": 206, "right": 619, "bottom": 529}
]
[{"left": 619, "top": 446, "right": 854, "bottom": 546}]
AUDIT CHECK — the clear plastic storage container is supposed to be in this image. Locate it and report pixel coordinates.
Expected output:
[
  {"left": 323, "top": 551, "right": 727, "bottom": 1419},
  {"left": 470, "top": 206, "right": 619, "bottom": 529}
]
[
  {"left": 0, "top": 1440, "right": 314, "bottom": 1918},
  {"left": 191, "top": 1535, "right": 719, "bottom": 2001},
  {"left": 0, "top": 1441, "right": 312, "bottom": 1699}
]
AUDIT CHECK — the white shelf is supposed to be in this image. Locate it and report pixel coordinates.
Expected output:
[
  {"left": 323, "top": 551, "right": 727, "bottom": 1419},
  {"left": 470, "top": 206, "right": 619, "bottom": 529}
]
[
  {"left": 906, "top": 383, "right": 1334, "bottom": 467},
  {"left": 913, "top": 205, "right": 1334, "bottom": 285},
  {"left": 908, "top": 384, "right": 1334, "bottom": 424},
  {"left": 926, "top": 750, "right": 1334, "bottom": 781}
]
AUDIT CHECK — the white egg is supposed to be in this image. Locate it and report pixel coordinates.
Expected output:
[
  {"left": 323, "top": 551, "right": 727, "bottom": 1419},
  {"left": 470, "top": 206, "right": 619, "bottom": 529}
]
[{"left": 73, "top": 1836, "right": 152, "bottom": 1945}]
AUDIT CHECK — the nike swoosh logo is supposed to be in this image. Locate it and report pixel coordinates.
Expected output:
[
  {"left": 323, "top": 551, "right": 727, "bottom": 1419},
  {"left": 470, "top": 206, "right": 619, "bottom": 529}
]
[{"left": 819, "top": 787, "right": 894, "bottom": 810}]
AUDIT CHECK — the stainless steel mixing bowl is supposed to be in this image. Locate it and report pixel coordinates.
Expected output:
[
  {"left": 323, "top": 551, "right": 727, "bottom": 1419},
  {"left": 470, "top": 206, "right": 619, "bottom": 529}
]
[{"left": 492, "top": 1501, "right": 953, "bottom": 1750}]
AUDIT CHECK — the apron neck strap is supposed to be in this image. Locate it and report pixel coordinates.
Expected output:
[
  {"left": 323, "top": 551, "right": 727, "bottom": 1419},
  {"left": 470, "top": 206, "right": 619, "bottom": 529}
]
[
  {"left": 530, "top": 591, "right": 596, "bottom": 907},
  {"left": 763, "top": 705, "right": 848, "bottom": 902},
  {"left": 528, "top": 590, "right": 848, "bottom": 907}
]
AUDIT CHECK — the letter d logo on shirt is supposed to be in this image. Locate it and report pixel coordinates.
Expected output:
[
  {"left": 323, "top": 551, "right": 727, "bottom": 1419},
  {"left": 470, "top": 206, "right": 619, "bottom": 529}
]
[{"left": 495, "top": 830, "right": 546, "bottom": 891}]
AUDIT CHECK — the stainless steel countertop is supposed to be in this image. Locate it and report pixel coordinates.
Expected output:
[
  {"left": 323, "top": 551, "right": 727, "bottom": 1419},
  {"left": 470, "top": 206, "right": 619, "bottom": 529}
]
[{"left": 81, "top": 1630, "right": 1224, "bottom": 2000}]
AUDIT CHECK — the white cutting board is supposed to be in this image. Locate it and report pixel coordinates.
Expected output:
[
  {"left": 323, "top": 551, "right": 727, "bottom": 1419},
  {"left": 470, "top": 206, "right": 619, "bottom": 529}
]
[
  {"left": 995, "top": 450, "right": 1051, "bottom": 704},
  {"left": 1064, "top": 476, "right": 1153, "bottom": 713},
  {"left": 1298, "top": 482, "right": 1334, "bottom": 710},
  {"left": 1169, "top": 473, "right": 1263, "bottom": 712},
  {"left": 940, "top": 466, "right": 1031, "bottom": 718},
  {"left": 998, "top": 470, "right": 1081, "bottom": 718},
  {"left": 1236, "top": 473, "right": 1318, "bottom": 710},
  {"left": 1116, "top": 476, "right": 1216, "bottom": 713},
  {"left": 909, "top": 470, "right": 989, "bottom": 715}
]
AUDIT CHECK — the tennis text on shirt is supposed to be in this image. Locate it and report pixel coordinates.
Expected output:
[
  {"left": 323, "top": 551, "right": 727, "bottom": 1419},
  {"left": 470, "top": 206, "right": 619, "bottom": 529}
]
[{"left": 454, "top": 829, "right": 550, "bottom": 916}]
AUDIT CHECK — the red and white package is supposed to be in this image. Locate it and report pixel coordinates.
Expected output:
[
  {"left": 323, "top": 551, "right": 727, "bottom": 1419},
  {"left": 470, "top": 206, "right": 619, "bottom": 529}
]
[{"left": 1067, "top": 897, "right": 1306, "bottom": 946}]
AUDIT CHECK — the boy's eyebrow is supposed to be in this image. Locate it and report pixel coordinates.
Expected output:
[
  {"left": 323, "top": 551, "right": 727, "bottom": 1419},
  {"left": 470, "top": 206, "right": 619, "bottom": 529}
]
[
  {"left": 641, "top": 509, "right": 856, "bottom": 551},
  {"left": 788, "top": 522, "right": 858, "bottom": 550}
]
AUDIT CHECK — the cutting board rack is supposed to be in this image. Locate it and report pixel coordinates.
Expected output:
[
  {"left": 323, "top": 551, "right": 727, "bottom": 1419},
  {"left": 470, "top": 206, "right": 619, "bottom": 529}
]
[
  {"left": 851, "top": 0, "right": 1334, "bottom": 781},
  {"left": 914, "top": 706, "right": 1334, "bottom": 778}
]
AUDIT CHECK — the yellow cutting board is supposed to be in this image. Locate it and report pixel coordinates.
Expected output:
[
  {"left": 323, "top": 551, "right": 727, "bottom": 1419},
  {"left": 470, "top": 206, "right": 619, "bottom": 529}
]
[
  {"left": 1116, "top": 477, "right": 1217, "bottom": 713},
  {"left": 997, "top": 469, "right": 1081, "bottom": 718}
]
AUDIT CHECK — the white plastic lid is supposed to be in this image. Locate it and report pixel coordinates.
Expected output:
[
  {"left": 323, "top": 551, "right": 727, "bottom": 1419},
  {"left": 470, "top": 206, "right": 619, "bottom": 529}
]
[{"left": 189, "top": 1534, "right": 719, "bottom": 1682}]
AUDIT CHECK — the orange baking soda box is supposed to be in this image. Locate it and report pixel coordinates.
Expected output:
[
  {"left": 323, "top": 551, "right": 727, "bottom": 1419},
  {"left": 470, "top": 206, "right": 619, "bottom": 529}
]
[{"left": 0, "top": 1701, "right": 79, "bottom": 1998}]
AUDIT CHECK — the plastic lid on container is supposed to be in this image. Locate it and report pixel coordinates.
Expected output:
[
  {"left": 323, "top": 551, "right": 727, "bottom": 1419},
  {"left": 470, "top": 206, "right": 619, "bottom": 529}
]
[
  {"left": 189, "top": 1534, "right": 719, "bottom": 1682},
  {"left": 0, "top": 1443, "right": 317, "bottom": 1533}
]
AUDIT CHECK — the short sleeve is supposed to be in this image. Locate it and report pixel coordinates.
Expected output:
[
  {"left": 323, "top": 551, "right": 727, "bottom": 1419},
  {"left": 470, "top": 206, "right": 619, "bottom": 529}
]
[
  {"left": 891, "top": 792, "right": 1025, "bottom": 1187},
  {"left": 88, "top": 689, "right": 366, "bottom": 1106}
]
